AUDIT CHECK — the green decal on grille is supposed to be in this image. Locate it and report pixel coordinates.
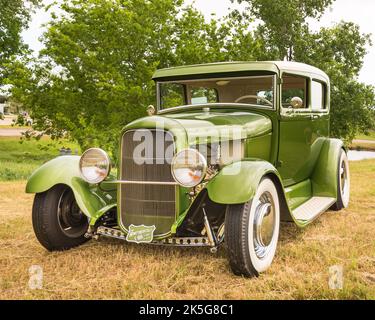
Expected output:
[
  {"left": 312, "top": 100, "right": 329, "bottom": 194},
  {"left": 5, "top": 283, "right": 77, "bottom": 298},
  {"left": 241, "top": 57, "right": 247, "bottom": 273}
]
[{"left": 126, "top": 224, "right": 156, "bottom": 244}]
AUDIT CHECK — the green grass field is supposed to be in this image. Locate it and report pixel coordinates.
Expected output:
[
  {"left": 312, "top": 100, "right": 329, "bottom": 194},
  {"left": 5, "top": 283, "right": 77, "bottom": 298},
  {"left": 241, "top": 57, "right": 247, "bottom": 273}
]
[
  {"left": 355, "top": 131, "right": 375, "bottom": 141},
  {"left": 0, "top": 137, "right": 80, "bottom": 181}
]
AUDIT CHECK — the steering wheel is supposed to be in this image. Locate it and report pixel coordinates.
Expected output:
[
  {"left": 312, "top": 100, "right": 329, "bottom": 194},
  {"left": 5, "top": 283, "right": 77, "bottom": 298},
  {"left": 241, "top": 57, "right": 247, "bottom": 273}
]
[{"left": 235, "top": 95, "right": 273, "bottom": 106}]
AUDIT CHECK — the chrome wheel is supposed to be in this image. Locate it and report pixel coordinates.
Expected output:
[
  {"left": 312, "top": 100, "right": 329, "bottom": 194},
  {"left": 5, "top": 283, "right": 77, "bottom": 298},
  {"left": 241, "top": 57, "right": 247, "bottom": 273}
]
[
  {"left": 226, "top": 177, "right": 280, "bottom": 276},
  {"left": 57, "top": 189, "right": 88, "bottom": 238},
  {"left": 253, "top": 191, "right": 276, "bottom": 259},
  {"left": 339, "top": 151, "right": 350, "bottom": 208},
  {"left": 340, "top": 160, "right": 348, "bottom": 199}
]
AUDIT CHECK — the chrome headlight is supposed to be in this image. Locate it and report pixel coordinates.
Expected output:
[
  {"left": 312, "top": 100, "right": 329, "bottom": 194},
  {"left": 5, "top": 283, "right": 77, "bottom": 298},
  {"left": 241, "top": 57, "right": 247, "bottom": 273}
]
[
  {"left": 171, "top": 149, "right": 207, "bottom": 188},
  {"left": 79, "top": 148, "right": 111, "bottom": 184}
]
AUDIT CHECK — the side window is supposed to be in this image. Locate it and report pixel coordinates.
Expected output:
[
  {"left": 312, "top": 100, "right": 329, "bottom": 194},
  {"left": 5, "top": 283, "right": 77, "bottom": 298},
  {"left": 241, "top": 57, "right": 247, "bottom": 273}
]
[
  {"left": 160, "top": 83, "right": 186, "bottom": 109},
  {"left": 190, "top": 87, "right": 218, "bottom": 105},
  {"left": 282, "top": 75, "right": 307, "bottom": 109},
  {"left": 311, "top": 81, "right": 325, "bottom": 110}
]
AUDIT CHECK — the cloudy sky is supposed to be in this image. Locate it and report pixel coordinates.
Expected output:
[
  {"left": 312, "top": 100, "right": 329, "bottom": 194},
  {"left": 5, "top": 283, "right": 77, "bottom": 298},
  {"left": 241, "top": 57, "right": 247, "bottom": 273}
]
[{"left": 22, "top": 0, "right": 375, "bottom": 85}]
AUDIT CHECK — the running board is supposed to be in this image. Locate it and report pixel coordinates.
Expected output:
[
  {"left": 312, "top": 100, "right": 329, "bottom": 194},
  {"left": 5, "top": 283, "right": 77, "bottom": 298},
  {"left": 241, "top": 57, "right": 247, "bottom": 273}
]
[{"left": 292, "top": 197, "right": 336, "bottom": 221}]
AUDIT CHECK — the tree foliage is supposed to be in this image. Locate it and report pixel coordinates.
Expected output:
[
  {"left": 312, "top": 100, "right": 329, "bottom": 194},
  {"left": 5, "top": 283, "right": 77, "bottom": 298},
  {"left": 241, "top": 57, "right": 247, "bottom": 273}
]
[
  {"left": 235, "top": 0, "right": 375, "bottom": 142},
  {"left": 10, "top": 0, "right": 256, "bottom": 154},
  {"left": 294, "top": 22, "right": 374, "bottom": 141},
  {"left": 236, "top": 0, "right": 334, "bottom": 60},
  {"left": 0, "top": 0, "right": 41, "bottom": 84},
  {"left": 8, "top": 0, "right": 375, "bottom": 153}
]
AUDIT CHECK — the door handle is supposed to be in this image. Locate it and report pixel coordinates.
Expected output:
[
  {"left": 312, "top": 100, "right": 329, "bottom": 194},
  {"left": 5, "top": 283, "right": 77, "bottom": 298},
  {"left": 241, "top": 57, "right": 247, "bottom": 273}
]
[{"left": 311, "top": 114, "right": 319, "bottom": 120}]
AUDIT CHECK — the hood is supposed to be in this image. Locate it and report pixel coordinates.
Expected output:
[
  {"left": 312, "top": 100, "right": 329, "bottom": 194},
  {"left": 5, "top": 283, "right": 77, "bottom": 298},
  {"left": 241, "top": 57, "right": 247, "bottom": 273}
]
[{"left": 124, "top": 110, "right": 272, "bottom": 146}]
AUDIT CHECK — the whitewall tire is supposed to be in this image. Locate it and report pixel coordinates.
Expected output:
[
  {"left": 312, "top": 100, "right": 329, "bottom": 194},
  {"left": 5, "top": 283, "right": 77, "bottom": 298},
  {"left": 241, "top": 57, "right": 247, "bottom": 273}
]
[
  {"left": 333, "top": 149, "right": 350, "bottom": 210},
  {"left": 225, "top": 177, "right": 280, "bottom": 277}
]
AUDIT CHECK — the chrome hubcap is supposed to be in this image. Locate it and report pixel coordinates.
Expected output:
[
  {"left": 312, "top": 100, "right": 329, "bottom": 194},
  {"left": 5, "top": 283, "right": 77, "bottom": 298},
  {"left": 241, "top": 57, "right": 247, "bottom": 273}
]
[{"left": 253, "top": 191, "right": 276, "bottom": 259}]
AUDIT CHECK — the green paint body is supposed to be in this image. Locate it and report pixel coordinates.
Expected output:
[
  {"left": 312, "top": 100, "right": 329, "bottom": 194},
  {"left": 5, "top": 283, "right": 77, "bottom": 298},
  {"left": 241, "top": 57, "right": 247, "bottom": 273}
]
[
  {"left": 25, "top": 156, "right": 116, "bottom": 225},
  {"left": 26, "top": 61, "right": 344, "bottom": 233}
]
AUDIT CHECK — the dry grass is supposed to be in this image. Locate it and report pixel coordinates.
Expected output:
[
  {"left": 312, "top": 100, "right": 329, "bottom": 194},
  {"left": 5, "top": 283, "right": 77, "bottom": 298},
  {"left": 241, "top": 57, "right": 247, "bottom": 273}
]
[{"left": 0, "top": 160, "right": 375, "bottom": 300}]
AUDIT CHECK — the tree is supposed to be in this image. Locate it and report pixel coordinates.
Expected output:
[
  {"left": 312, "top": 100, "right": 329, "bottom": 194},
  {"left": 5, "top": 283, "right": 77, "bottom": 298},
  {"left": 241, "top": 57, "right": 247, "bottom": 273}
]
[
  {"left": 294, "top": 22, "right": 375, "bottom": 141},
  {"left": 170, "top": 7, "right": 259, "bottom": 64},
  {"left": 235, "top": 0, "right": 334, "bottom": 60},
  {"left": 0, "top": 0, "right": 41, "bottom": 85},
  {"left": 9, "top": 0, "right": 258, "bottom": 156},
  {"left": 235, "top": 0, "right": 375, "bottom": 141},
  {"left": 9, "top": 0, "right": 375, "bottom": 152}
]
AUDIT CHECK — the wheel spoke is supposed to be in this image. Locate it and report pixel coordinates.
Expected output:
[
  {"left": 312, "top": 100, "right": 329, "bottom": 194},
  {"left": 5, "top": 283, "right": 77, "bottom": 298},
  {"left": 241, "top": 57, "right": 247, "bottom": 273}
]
[{"left": 57, "top": 189, "right": 88, "bottom": 238}]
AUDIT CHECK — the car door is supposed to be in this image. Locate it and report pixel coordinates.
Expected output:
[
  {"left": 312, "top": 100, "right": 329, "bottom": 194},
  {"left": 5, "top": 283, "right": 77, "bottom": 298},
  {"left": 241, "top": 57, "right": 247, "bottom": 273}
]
[{"left": 278, "top": 74, "right": 316, "bottom": 186}]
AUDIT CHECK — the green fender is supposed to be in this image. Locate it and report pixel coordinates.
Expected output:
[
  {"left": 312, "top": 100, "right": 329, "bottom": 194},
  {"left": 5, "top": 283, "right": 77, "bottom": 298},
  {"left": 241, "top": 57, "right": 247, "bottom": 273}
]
[
  {"left": 26, "top": 156, "right": 115, "bottom": 222},
  {"left": 311, "top": 138, "right": 345, "bottom": 199},
  {"left": 205, "top": 138, "right": 345, "bottom": 226},
  {"left": 206, "top": 160, "right": 283, "bottom": 204}
]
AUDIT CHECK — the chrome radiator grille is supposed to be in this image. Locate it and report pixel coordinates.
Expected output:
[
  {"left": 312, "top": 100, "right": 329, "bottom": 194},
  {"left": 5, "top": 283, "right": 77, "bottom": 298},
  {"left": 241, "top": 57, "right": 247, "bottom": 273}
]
[{"left": 119, "top": 130, "right": 176, "bottom": 235}]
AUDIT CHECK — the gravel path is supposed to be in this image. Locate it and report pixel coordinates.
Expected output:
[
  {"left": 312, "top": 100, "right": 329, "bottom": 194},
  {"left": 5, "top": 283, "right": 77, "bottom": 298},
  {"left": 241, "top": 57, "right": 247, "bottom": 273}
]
[{"left": 0, "top": 128, "right": 27, "bottom": 136}]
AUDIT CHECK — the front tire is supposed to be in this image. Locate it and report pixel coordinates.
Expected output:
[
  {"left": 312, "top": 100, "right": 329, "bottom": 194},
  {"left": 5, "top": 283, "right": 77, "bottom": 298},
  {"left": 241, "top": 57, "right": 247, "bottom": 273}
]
[
  {"left": 225, "top": 177, "right": 280, "bottom": 277},
  {"left": 32, "top": 185, "right": 89, "bottom": 251}
]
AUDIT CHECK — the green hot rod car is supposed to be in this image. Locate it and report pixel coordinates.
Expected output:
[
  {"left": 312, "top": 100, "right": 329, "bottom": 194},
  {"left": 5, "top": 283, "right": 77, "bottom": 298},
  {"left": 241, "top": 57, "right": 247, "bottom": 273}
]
[{"left": 27, "top": 61, "right": 350, "bottom": 277}]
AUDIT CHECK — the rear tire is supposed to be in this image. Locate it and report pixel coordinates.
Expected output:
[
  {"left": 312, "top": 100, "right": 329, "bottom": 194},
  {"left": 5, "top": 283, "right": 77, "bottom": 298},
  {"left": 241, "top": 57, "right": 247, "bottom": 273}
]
[
  {"left": 225, "top": 177, "right": 280, "bottom": 277},
  {"left": 332, "top": 149, "right": 350, "bottom": 210},
  {"left": 32, "top": 185, "right": 89, "bottom": 251}
]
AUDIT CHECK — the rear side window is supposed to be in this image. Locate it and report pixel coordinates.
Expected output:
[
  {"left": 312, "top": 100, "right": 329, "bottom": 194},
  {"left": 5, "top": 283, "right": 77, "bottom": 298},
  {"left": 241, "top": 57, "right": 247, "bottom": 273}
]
[
  {"left": 311, "top": 81, "right": 325, "bottom": 110},
  {"left": 282, "top": 75, "right": 307, "bottom": 109}
]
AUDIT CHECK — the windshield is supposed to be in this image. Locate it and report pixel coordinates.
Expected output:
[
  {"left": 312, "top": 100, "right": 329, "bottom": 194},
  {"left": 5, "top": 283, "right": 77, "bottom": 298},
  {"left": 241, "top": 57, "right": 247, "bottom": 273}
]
[{"left": 158, "top": 75, "right": 275, "bottom": 110}]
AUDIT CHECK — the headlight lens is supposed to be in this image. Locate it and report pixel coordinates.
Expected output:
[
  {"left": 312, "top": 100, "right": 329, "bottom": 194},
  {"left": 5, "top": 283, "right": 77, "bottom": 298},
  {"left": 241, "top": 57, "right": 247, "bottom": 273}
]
[
  {"left": 171, "top": 149, "right": 207, "bottom": 188},
  {"left": 79, "top": 148, "right": 111, "bottom": 184}
]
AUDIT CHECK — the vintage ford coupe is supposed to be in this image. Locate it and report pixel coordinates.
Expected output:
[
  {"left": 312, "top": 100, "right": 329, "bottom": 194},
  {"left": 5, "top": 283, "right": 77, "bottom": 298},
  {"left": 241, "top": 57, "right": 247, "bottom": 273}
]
[{"left": 27, "top": 61, "right": 350, "bottom": 277}]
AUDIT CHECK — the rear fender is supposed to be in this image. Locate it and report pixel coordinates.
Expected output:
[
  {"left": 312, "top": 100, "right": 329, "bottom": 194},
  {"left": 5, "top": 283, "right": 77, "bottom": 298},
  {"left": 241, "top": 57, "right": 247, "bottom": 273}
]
[{"left": 311, "top": 138, "right": 344, "bottom": 199}]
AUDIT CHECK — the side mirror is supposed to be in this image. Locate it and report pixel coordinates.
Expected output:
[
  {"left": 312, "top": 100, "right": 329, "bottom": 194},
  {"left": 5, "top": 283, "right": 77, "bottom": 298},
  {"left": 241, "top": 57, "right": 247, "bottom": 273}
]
[
  {"left": 147, "top": 105, "right": 156, "bottom": 116},
  {"left": 290, "top": 97, "right": 303, "bottom": 109}
]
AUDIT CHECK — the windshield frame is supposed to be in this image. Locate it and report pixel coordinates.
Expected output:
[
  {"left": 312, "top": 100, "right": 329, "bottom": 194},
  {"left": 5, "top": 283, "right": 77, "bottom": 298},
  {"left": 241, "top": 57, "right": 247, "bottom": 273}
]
[{"left": 156, "top": 74, "right": 277, "bottom": 111}]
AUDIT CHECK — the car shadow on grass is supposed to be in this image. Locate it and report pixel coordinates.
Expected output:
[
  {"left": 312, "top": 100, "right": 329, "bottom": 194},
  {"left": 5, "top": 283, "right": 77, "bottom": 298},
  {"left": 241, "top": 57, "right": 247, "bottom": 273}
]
[
  {"left": 86, "top": 236, "right": 229, "bottom": 259},
  {"left": 279, "top": 221, "right": 306, "bottom": 244},
  {"left": 84, "top": 222, "right": 309, "bottom": 261}
]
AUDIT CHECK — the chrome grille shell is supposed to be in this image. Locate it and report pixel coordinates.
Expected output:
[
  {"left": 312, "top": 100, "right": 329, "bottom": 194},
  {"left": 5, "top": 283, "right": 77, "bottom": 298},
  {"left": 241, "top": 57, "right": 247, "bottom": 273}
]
[{"left": 118, "top": 129, "right": 176, "bottom": 236}]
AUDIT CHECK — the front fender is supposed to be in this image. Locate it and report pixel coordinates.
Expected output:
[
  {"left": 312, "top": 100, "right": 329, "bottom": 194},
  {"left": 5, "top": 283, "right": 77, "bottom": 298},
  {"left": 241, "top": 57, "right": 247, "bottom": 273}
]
[
  {"left": 26, "top": 156, "right": 115, "bottom": 220},
  {"left": 206, "top": 160, "right": 282, "bottom": 204}
]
